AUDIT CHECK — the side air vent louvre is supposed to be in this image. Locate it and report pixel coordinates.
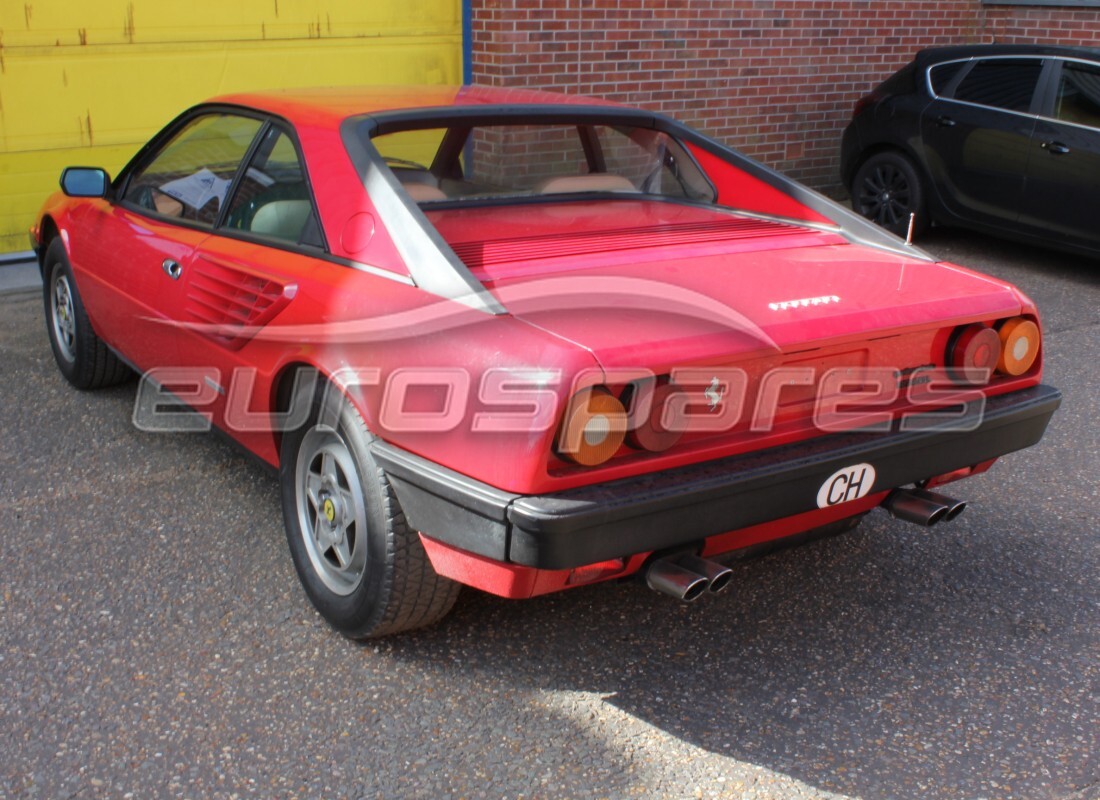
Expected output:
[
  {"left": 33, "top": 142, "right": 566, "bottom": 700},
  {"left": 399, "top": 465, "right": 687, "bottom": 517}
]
[{"left": 185, "top": 257, "right": 294, "bottom": 350}]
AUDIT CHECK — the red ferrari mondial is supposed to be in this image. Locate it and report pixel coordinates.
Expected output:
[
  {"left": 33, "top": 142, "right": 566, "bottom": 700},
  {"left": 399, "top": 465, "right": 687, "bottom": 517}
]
[{"left": 32, "top": 86, "right": 1060, "bottom": 638}]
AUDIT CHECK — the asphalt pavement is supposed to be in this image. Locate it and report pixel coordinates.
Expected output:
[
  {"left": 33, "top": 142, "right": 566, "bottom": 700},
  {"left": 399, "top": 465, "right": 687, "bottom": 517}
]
[{"left": 0, "top": 229, "right": 1096, "bottom": 799}]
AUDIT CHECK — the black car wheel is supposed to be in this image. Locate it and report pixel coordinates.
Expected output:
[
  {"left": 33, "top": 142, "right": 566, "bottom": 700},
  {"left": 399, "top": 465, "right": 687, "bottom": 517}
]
[
  {"left": 42, "top": 238, "right": 130, "bottom": 390},
  {"left": 852, "top": 151, "right": 928, "bottom": 238},
  {"left": 280, "top": 378, "right": 460, "bottom": 639}
]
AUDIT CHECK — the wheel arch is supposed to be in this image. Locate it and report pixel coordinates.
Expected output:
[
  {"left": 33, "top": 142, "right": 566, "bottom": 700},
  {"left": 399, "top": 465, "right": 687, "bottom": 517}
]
[
  {"left": 846, "top": 143, "right": 929, "bottom": 192},
  {"left": 270, "top": 360, "right": 380, "bottom": 462},
  {"left": 36, "top": 216, "right": 62, "bottom": 277}
]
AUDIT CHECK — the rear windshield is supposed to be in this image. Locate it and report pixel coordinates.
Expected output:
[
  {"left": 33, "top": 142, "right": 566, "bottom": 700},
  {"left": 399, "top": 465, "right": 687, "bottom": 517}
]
[{"left": 360, "top": 122, "right": 716, "bottom": 204}]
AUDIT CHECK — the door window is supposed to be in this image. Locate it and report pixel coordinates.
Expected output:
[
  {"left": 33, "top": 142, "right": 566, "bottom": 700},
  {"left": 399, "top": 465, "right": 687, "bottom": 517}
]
[
  {"left": 951, "top": 59, "right": 1043, "bottom": 113},
  {"left": 929, "top": 61, "right": 966, "bottom": 96},
  {"left": 122, "top": 114, "right": 263, "bottom": 225},
  {"left": 1053, "top": 61, "right": 1100, "bottom": 128},
  {"left": 223, "top": 126, "right": 322, "bottom": 246}
]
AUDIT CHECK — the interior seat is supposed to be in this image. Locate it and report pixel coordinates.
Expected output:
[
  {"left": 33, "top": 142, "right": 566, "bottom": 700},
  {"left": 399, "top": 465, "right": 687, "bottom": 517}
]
[
  {"left": 402, "top": 182, "right": 448, "bottom": 202},
  {"left": 536, "top": 174, "right": 638, "bottom": 194},
  {"left": 250, "top": 200, "right": 313, "bottom": 240}
]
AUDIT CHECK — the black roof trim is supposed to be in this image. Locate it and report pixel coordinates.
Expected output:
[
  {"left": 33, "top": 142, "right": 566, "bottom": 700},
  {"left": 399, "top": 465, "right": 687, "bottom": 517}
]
[
  {"left": 364, "top": 104, "right": 660, "bottom": 135},
  {"left": 914, "top": 43, "right": 1100, "bottom": 66}
]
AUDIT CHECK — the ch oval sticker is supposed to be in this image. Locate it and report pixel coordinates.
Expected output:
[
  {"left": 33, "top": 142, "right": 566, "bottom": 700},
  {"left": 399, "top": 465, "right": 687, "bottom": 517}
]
[{"left": 816, "top": 463, "right": 877, "bottom": 508}]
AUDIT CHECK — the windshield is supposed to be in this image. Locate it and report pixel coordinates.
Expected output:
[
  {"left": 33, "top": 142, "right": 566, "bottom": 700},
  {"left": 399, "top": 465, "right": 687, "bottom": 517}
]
[{"left": 365, "top": 121, "right": 716, "bottom": 204}]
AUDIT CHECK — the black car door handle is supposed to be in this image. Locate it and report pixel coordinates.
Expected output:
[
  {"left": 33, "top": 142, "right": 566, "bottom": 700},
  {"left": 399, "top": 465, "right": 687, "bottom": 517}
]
[
  {"left": 1040, "top": 141, "right": 1071, "bottom": 155},
  {"left": 936, "top": 115, "right": 956, "bottom": 127}
]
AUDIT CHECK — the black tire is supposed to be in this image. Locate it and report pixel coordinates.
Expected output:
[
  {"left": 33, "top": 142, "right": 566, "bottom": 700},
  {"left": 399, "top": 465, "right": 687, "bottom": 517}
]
[
  {"left": 279, "top": 379, "right": 460, "bottom": 639},
  {"left": 42, "top": 238, "right": 131, "bottom": 390},
  {"left": 851, "top": 151, "right": 929, "bottom": 239}
]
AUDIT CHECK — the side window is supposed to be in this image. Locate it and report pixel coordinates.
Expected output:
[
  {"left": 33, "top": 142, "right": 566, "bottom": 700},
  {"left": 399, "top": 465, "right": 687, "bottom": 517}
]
[
  {"left": 224, "top": 126, "right": 322, "bottom": 247},
  {"left": 1053, "top": 61, "right": 1100, "bottom": 129},
  {"left": 929, "top": 61, "right": 966, "bottom": 96},
  {"left": 123, "top": 114, "right": 262, "bottom": 225},
  {"left": 594, "top": 127, "right": 714, "bottom": 201},
  {"left": 951, "top": 59, "right": 1043, "bottom": 113}
]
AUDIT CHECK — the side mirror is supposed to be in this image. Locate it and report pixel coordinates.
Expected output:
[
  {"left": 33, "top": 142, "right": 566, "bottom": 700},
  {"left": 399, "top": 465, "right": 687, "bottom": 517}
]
[{"left": 60, "top": 167, "right": 110, "bottom": 198}]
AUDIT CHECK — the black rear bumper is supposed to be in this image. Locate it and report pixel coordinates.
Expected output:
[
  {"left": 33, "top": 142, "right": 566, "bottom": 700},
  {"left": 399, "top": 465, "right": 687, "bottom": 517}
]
[{"left": 372, "top": 384, "right": 1061, "bottom": 570}]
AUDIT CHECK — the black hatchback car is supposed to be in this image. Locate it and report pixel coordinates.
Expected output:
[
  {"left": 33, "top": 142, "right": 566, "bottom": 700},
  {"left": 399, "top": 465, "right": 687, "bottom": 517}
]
[{"left": 841, "top": 44, "right": 1100, "bottom": 256}]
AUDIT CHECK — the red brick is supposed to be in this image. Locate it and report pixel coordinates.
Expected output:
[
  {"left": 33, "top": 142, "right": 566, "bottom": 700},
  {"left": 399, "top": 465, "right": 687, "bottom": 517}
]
[{"left": 470, "top": 0, "right": 1100, "bottom": 189}]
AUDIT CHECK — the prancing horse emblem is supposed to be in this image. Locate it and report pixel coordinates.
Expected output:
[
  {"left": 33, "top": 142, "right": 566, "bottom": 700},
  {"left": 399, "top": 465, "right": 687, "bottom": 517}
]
[{"left": 704, "top": 377, "right": 724, "bottom": 410}]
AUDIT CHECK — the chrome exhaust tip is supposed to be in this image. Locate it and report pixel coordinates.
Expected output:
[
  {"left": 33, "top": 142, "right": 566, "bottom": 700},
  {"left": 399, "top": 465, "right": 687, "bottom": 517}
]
[
  {"left": 910, "top": 488, "right": 967, "bottom": 521},
  {"left": 882, "top": 489, "right": 949, "bottom": 526},
  {"left": 678, "top": 554, "right": 734, "bottom": 594},
  {"left": 645, "top": 559, "right": 709, "bottom": 602}
]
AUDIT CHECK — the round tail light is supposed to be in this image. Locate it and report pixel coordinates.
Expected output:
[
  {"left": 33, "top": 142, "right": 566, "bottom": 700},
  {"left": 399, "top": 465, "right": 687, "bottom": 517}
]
[
  {"left": 626, "top": 382, "right": 685, "bottom": 453},
  {"left": 997, "top": 317, "right": 1040, "bottom": 376},
  {"left": 948, "top": 324, "right": 1001, "bottom": 384},
  {"left": 557, "top": 387, "right": 627, "bottom": 467}
]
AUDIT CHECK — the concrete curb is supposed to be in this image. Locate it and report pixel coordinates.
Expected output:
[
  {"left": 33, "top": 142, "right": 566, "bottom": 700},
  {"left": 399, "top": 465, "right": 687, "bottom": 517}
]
[{"left": 0, "top": 255, "right": 41, "bottom": 296}]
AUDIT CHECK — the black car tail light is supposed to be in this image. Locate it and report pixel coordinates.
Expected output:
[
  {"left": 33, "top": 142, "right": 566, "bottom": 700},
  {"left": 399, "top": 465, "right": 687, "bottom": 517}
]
[{"left": 852, "top": 90, "right": 883, "bottom": 119}]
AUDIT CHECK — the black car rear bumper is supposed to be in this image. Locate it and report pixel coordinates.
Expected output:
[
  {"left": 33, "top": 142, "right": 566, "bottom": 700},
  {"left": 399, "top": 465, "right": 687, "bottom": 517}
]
[{"left": 372, "top": 384, "right": 1061, "bottom": 571}]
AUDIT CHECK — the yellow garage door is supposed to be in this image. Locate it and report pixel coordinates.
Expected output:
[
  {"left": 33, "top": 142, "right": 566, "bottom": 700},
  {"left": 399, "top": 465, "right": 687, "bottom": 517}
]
[{"left": 0, "top": 0, "right": 462, "bottom": 253}]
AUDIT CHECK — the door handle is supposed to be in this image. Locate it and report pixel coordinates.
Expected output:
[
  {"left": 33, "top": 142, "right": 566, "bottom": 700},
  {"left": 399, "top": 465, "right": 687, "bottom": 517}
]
[
  {"left": 936, "top": 115, "right": 956, "bottom": 127},
  {"left": 1041, "top": 141, "right": 1071, "bottom": 155},
  {"left": 161, "top": 259, "right": 183, "bottom": 280}
]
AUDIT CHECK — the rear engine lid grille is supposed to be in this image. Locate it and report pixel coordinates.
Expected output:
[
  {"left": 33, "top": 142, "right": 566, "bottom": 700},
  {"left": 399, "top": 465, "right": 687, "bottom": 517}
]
[{"left": 450, "top": 217, "right": 811, "bottom": 270}]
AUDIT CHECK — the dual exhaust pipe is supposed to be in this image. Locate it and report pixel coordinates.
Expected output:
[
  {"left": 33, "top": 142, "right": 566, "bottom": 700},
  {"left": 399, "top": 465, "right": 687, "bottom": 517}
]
[
  {"left": 882, "top": 487, "right": 967, "bottom": 527},
  {"left": 646, "top": 487, "right": 966, "bottom": 601},
  {"left": 645, "top": 554, "right": 733, "bottom": 602}
]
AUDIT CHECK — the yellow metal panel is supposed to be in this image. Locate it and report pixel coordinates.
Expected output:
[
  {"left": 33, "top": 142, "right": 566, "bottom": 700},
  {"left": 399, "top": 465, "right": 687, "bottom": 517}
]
[
  {"left": 1, "top": 1, "right": 460, "bottom": 47},
  {"left": 0, "top": 0, "right": 462, "bottom": 253}
]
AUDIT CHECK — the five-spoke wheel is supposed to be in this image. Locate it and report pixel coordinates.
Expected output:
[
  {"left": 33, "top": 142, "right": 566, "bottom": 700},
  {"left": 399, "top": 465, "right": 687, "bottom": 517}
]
[
  {"left": 296, "top": 425, "right": 370, "bottom": 596},
  {"left": 280, "top": 378, "right": 460, "bottom": 638},
  {"left": 49, "top": 272, "right": 77, "bottom": 364},
  {"left": 42, "top": 238, "right": 130, "bottom": 389}
]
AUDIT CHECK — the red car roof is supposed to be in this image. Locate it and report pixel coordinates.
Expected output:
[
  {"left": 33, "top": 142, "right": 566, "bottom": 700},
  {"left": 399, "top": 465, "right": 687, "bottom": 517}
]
[{"left": 209, "top": 84, "right": 618, "bottom": 126}]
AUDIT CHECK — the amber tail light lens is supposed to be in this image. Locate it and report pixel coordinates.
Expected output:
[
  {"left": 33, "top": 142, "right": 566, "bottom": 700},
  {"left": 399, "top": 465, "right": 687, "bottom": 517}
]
[
  {"left": 997, "top": 317, "right": 1040, "bottom": 376},
  {"left": 557, "top": 387, "right": 628, "bottom": 467}
]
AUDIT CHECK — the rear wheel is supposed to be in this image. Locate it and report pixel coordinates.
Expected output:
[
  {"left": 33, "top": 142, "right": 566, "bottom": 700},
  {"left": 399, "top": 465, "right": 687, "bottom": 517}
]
[
  {"left": 851, "top": 151, "right": 928, "bottom": 238},
  {"left": 42, "top": 238, "right": 130, "bottom": 389},
  {"left": 279, "top": 379, "right": 460, "bottom": 638}
]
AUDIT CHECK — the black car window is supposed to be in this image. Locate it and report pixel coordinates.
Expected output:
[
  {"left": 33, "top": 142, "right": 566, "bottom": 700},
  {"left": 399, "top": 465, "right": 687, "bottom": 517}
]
[
  {"left": 122, "top": 114, "right": 263, "bottom": 225},
  {"left": 951, "top": 59, "right": 1043, "bottom": 113},
  {"left": 223, "top": 126, "right": 323, "bottom": 247},
  {"left": 929, "top": 61, "right": 966, "bottom": 96},
  {"left": 1054, "top": 61, "right": 1100, "bottom": 129}
]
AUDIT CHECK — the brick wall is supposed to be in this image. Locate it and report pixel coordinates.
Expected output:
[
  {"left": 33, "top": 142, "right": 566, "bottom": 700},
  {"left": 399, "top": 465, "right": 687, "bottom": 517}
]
[
  {"left": 470, "top": 0, "right": 1100, "bottom": 193},
  {"left": 985, "top": 5, "right": 1100, "bottom": 46}
]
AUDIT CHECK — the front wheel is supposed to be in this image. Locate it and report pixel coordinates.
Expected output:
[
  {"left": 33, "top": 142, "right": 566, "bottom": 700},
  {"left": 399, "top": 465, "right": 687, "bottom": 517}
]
[
  {"left": 851, "top": 151, "right": 929, "bottom": 239},
  {"left": 42, "top": 238, "right": 130, "bottom": 389},
  {"left": 279, "top": 380, "right": 460, "bottom": 638}
]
